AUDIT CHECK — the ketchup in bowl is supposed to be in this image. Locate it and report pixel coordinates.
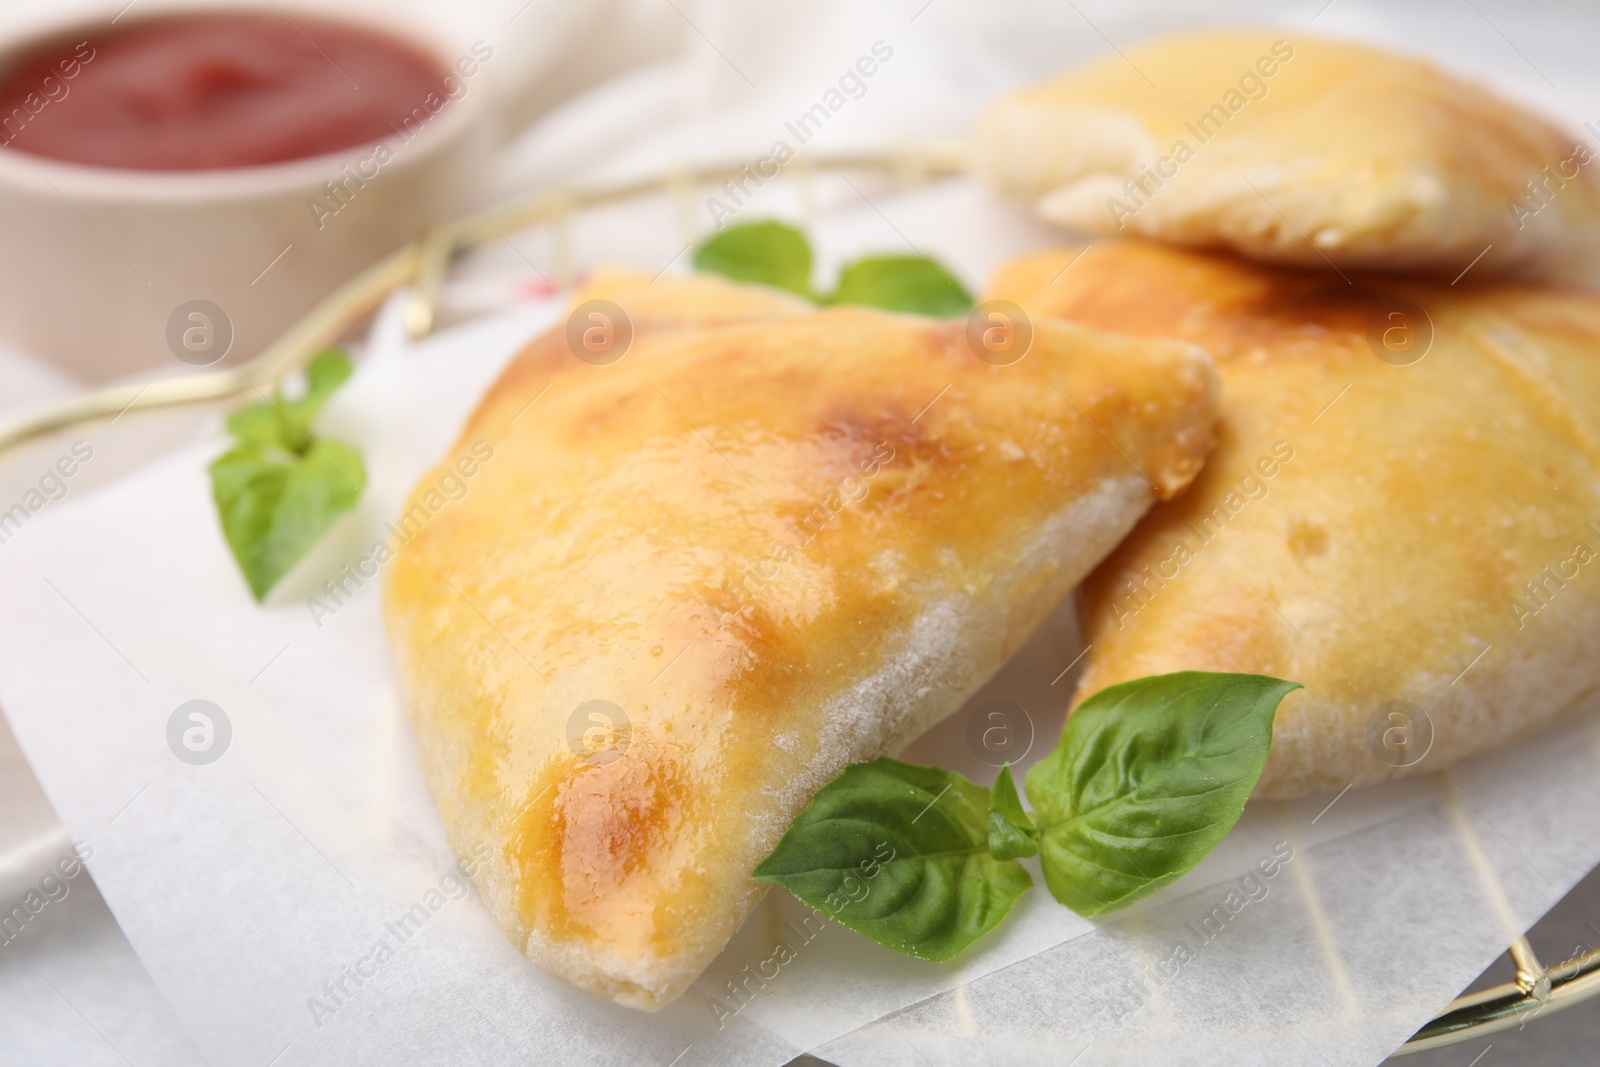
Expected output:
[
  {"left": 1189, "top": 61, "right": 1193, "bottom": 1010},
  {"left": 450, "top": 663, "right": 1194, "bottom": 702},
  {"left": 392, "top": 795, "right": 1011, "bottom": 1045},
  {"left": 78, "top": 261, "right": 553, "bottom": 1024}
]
[{"left": 0, "top": 13, "right": 453, "bottom": 171}]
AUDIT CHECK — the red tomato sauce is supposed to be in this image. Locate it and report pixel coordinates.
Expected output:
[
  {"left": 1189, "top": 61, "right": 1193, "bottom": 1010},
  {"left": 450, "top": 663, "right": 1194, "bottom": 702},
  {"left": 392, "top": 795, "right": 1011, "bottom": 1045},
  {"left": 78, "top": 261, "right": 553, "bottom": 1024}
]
[{"left": 0, "top": 13, "right": 450, "bottom": 170}]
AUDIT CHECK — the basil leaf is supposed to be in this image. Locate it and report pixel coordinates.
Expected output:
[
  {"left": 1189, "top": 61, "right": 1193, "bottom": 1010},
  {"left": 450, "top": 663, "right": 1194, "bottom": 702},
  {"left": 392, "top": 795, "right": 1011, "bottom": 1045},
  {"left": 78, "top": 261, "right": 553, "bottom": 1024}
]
[
  {"left": 211, "top": 441, "right": 365, "bottom": 600},
  {"left": 754, "top": 758, "right": 1031, "bottom": 960},
  {"left": 987, "top": 764, "right": 1039, "bottom": 861},
  {"left": 825, "top": 255, "right": 973, "bottom": 317},
  {"left": 226, "top": 350, "right": 352, "bottom": 452},
  {"left": 210, "top": 350, "right": 364, "bottom": 600},
  {"left": 280, "top": 349, "right": 354, "bottom": 432},
  {"left": 693, "top": 221, "right": 814, "bottom": 298},
  {"left": 224, "top": 403, "right": 300, "bottom": 453},
  {"left": 1025, "top": 672, "right": 1301, "bottom": 916}
]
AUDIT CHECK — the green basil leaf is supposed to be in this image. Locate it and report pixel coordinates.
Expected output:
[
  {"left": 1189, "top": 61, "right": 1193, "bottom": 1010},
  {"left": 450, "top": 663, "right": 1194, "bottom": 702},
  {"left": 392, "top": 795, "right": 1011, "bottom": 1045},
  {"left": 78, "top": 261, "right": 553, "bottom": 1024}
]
[
  {"left": 825, "top": 255, "right": 973, "bottom": 317},
  {"left": 225, "top": 401, "right": 305, "bottom": 454},
  {"left": 987, "top": 764, "right": 1039, "bottom": 861},
  {"left": 280, "top": 349, "right": 354, "bottom": 430},
  {"left": 212, "top": 350, "right": 363, "bottom": 599},
  {"left": 224, "top": 350, "right": 353, "bottom": 454},
  {"left": 1026, "top": 672, "right": 1301, "bottom": 916},
  {"left": 693, "top": 221, "right": 814, "bottom": 298},
  {"left": 210, "top": 445, "right": 292, "bottom": 598},
  {"left": 754, "top": 757, "right": 1031, "bottom": 960}
]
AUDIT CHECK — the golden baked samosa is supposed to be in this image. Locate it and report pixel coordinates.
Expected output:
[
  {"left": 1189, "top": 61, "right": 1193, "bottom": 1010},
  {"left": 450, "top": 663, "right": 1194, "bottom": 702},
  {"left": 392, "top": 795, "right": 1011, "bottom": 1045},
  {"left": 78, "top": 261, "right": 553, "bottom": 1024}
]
[
  {"left": 989, "top": 241, "right": 1600, "bottom": 798},
  {"left": 977, "top": 30, "right": 1600, "bottom": 279},
  {"left": 382, "top": 270, "right": 1219, "bottom": 1007}
]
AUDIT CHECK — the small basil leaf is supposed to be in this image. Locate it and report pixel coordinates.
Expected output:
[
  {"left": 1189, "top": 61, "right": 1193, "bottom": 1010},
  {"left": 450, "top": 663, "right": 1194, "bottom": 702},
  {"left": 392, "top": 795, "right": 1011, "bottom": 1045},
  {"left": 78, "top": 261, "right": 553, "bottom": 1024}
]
[
  {"left": 825, "top": 255, "right": 973, "bottom": 317},
  {"left": 210, "top": 445, "right": 293, "bottom": 599},
  {"left": 1026, "top": 672, "right": 1301, "bottom": 917},
  {"left": 211, "top": 441, "right": 365, "bottom": 600},
  {"left": 987, "top": 763, "right": 1039, "bottom": 861},
  {"left": 211, "top": 350, "right": 363, "bottom": 599},
  {"left": 693, "top": 221, "right": 814, "bottom": 298},
  {"left": 223, "top": 350, "right": 353, "bottom": 454},
  {"left": 224, "top": 401, "right": 302, "bottom": 454},
  {"left": 754, "top": 757, "right": 1031, "bottom": 960},
  {"left": 278, "top": 350, "right": 354, "bottom": 433}
]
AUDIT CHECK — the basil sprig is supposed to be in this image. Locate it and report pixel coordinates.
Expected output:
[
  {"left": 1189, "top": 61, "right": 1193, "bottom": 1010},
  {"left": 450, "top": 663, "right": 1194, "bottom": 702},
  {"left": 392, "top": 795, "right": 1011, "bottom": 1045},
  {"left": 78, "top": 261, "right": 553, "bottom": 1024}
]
[
  {"left": 693, "top": 221, "right": 972, "bottom": 317},
  {"left": 209, "top": 350, "right": 366, "bottom": 600},
  {"left": 755, "top": 672, "right": 1300, "bottom": 959}
]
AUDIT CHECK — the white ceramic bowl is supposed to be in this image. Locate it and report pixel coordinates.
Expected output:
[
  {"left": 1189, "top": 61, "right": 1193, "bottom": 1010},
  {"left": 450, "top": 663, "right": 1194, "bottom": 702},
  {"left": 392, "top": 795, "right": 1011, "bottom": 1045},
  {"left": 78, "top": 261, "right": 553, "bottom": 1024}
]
[{"left": 0, "top": 1, "right": 498, "bottom": 381}]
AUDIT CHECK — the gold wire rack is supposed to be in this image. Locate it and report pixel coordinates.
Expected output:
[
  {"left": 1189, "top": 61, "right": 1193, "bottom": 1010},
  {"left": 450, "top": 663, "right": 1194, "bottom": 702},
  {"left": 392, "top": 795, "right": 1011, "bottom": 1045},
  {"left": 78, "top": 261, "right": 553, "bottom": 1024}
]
[{"left": 0, "top": 150, "right": 1592, "bottom": 1057}]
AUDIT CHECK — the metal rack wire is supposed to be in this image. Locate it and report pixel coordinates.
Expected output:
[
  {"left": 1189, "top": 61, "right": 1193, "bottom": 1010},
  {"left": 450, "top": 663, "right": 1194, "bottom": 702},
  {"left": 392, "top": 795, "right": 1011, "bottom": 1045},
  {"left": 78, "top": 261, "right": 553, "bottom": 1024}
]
[{"left": 0, "top": 150, "right": 1591, "bottom": 1057}]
